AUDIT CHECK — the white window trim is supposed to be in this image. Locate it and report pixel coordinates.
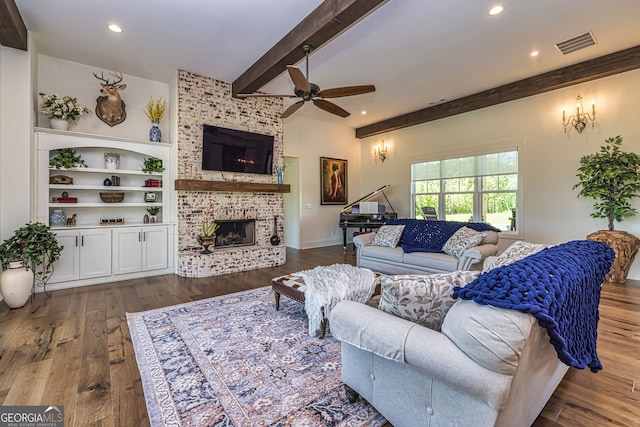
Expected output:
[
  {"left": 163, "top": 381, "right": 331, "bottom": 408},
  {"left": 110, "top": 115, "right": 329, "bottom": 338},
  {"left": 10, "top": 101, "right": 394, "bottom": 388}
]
[{"left": 410, "top": 139, "right": 525, "bottom": 239}]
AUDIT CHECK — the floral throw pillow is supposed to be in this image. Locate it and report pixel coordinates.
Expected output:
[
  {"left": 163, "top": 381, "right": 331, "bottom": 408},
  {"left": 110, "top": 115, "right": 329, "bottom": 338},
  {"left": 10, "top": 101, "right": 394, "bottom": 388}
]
[
  {"left": 378, "top": 271, "right": 481, "bottom": 331},
  {"left": 442, "top": 226, "right": 488, "bottom": 258},
  {"left": 483, "top": 241, "right": 550, "bottom": 272},
  {"left": 371, "top": 225, "right": 405, "bottom": 248}
]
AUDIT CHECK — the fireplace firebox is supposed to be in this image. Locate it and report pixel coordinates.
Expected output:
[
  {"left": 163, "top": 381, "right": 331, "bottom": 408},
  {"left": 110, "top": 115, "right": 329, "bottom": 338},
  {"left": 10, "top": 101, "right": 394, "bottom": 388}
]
[{"left": 215, "top": 219, "right": 256, "bottom": 248}]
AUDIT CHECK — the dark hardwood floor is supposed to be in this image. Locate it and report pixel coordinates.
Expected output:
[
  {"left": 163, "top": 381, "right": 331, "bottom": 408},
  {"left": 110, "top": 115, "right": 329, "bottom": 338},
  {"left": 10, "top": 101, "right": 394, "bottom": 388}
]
[{"left": 0, "top": 245, "right": 638, "bottom": 426}]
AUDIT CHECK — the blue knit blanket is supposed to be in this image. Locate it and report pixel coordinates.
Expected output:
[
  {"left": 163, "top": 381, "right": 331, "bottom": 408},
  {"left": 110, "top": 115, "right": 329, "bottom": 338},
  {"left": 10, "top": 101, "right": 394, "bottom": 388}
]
[
  {"left": 385, "top": 219, "right": 500, "bottom": 253},
  {"left": 453, "top": 240, "right": 615, "bottom": 373}
]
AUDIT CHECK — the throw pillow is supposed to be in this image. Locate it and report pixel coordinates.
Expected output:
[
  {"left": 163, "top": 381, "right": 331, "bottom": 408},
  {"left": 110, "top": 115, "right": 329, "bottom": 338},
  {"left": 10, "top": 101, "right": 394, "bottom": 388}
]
[
  {"left": 378, "top": 270, "right": 481, "bottom": 331},
  {"left": 483, "top": 241, "right": 550, "bottom": 272},
  {"left": 442, "top": 226, "right": 488, "bottom": 258},
  {"left": 371, "top": 225, "right": 405, "bottom": 248}
]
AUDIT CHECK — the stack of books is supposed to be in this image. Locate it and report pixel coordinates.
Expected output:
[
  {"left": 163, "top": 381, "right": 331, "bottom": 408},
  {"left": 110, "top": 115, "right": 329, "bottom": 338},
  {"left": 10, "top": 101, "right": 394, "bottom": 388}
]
[{"left": 144, "top": 179, "right": 162, "bottom": 188}]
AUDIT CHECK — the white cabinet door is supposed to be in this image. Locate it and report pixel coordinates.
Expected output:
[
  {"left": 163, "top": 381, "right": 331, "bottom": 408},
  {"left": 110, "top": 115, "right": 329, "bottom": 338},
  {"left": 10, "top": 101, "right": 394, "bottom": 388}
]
[
  {"left": 142, "top": 226, "right": 168, "bottom": 271},
  {"left": 49, "top": 230, "right": 80, "bottom": 284},
  {"left": 80, "top": 229, "right": 112, "bottom": 279},
  {"left": 112, "top": 228, "right": 143, "bottom": 275}
]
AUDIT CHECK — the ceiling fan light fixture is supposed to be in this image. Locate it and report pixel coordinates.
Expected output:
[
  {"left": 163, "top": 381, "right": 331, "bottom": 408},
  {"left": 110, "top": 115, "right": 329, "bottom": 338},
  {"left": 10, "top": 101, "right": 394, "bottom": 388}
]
[{"left": 239, "top": 44, "right": 375, "bottom": 119}]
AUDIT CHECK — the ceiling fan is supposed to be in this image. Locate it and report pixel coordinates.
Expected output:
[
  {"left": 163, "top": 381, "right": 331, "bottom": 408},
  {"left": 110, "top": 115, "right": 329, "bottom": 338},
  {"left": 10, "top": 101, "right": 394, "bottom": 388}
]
[{"left": 236, "top": 44, "right": 375, "bottom": 119}]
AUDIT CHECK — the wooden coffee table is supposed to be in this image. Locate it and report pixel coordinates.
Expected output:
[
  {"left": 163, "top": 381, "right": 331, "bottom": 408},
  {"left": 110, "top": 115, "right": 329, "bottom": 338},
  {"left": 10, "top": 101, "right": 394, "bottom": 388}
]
[{"left": 271, "top": 271, "right": 381, "bottom": 338}]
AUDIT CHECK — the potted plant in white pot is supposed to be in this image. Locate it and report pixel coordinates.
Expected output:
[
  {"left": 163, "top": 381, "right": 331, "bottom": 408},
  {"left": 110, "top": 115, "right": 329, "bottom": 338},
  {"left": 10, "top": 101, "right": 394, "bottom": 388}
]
[
  {"left": 39, "top": 93, "right": 91, "bottom": 130},
  {"left": 573, "top": 135, "right": 640, "bottom": 284},
  {"left": 0, "top": 222, "right": 63, "bottom": 307}
]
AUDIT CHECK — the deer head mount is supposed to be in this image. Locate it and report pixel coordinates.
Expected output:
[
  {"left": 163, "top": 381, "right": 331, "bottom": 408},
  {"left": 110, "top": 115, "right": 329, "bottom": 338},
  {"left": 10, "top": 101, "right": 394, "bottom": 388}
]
[{"left": 93, "top": 71, "right": 127, "bottom": 127}]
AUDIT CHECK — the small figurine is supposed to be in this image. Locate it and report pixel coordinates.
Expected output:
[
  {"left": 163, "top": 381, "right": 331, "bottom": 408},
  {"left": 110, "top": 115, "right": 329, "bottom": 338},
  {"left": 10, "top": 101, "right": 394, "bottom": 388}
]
[
  {"left": 66, "top": 213, "right": 77, "bottom": 226},
  {"left": 143, "top": 214, "right": 149, "bottom": 224}
]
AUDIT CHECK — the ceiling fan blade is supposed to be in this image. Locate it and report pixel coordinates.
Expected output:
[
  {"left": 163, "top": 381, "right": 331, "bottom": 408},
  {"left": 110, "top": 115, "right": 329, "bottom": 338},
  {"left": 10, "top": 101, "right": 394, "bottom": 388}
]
[
  {"left": 313, "top": 99, "right": 350, "bottom": 117},
  {"left": 281, "top": 100, "right": 305, "bottom": 119},
  {"left": 318, "top": 85, "right": 376, "bottom": 98},
  {"left": 236, "top": 93, "right": 297, "bottom": 98},
  {"left": 287, "top": 66, "right": 311, "bottom": 93}
]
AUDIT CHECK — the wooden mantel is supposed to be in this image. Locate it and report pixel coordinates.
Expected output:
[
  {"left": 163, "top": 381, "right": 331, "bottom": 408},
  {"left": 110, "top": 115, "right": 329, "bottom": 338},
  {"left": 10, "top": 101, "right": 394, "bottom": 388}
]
[{"left": 174, "top": 179, "right": 290, "bottom": 193}]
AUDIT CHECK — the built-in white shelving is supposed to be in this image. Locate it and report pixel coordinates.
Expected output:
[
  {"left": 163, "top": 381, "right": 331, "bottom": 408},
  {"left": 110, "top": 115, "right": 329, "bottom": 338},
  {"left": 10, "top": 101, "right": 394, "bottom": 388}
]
[{"left": 35, "top": 128, "right": 175, "bottom": 291}]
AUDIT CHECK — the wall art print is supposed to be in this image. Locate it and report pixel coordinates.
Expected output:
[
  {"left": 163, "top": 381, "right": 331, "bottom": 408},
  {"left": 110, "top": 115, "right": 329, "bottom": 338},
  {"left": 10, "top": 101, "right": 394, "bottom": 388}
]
[{"left": 320, "top": 157, "right": 347, "bottom": 205}]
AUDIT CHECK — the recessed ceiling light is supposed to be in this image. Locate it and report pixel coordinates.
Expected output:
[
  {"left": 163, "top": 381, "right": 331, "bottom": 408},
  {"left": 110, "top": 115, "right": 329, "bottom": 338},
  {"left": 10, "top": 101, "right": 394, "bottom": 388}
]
[
  {"left": 108, "top": 24, "right": 123, "bottom": 33},
  {"left": 361, "top": 110, "right": 367, "bottom": 115},
  {"left": 530, "top": 50, "right": 540, "bottom": 57},
  {"left": 489, "top": 5, "right": 504, "bottom": 16}
]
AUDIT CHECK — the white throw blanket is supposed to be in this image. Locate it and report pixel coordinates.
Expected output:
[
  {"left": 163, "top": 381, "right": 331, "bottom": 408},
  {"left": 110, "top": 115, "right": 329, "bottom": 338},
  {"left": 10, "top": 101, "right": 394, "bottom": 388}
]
[{"left": 294, "top": 264, "right": 376, "bottom": 336}]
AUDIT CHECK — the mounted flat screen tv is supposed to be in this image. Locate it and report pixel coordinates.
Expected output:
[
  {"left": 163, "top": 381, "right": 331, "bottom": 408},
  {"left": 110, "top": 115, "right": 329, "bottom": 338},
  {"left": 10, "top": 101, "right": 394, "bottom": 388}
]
[{"left": 202, "top": 125, "right": 274, "bottom": 175}]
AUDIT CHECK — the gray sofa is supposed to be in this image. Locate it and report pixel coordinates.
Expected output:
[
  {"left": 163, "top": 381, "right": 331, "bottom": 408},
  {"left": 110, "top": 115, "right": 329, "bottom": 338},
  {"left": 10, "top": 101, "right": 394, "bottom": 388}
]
[
  {"left": 354, "top": 230, "right": 499, "bottom": 274},
  {"left": 330, "top": 299, "right": 568, "bottom": 427},
  {"left": 331, "top": 239, "right": 615, "bottom": 427}
]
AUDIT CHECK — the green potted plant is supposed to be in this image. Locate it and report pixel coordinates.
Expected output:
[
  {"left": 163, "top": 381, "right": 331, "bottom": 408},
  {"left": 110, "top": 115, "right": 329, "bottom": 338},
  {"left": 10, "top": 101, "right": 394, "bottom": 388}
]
[
  {"left": 0, "top": 222, "right": 63, "bottom": 294},
  {"left": 573, "top": 135, "right": 640, "bottom": 283},
  {"left": 142, "top": 157, "right": 165, "bottom": 174},
  {"left": 49, "top": 148, "right": 87, "bottom": 169},
  {"left": 146, "top": 206, "right": 160, "bottom": 223}
]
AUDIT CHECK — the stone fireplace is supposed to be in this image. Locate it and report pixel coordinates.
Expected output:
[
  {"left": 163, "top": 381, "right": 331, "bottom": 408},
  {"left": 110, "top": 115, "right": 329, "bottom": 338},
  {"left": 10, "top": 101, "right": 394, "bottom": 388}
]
[
  {"left": 215, "top": 219, "right": 255, "bottom": 248},
  {"left": 175, "top": 70, "right": 286, "bottom": 278}
]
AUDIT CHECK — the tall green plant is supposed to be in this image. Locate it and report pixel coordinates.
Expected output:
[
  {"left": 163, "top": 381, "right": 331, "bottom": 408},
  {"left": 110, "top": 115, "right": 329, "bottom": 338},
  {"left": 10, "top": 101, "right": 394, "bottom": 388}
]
[
  {"left": 0, "top": 222, "right": 63, "bottom": 285},
  {"left": 573, "top": 135, "right": 640, "bottom": 231}
]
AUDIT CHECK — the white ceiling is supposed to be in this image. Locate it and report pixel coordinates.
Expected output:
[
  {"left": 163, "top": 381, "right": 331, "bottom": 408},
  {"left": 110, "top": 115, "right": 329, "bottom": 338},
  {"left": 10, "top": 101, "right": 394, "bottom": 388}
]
[{"left": 14, "top": 0, "right": 640, "bottom": 129}]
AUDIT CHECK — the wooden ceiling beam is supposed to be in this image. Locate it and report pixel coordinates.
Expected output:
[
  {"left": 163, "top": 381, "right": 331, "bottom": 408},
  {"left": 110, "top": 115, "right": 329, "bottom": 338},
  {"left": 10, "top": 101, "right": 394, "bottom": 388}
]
[
  {"left": 232, "top": 0, "right": 387, "bottom": 97},
  {"left": 356, "top": 44, "right": 640, "bottom": 139},
  {"left": 0, "top": 0, "right": 27, "bottom": 50}
]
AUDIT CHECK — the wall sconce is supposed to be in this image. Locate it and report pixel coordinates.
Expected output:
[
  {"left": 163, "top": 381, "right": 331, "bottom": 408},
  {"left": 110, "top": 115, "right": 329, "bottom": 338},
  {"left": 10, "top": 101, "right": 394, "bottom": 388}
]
[
  {"left": 375, "top": 142, "right": 388, "bottom": 162},
  {"left": 562, "top": 95, "right": 596, "bottom": 133}
]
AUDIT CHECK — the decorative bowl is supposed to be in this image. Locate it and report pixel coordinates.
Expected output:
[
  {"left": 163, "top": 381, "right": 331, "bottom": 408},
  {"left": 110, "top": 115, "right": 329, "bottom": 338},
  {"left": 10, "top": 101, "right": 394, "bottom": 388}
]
[{"left": 100, "top": 192, "right": 125, "bottom": 203}]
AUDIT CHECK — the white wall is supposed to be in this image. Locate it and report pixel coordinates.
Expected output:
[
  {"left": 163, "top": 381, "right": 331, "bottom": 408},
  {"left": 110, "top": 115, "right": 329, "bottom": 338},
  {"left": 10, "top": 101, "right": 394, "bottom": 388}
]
[
  {"left": 37, "top": 55, "right": 170, "bottom": 141},
  {"left": 357, "top": 69, "right": 640, "bottom": 279},
  {"left": 283, "top": 114, "right": 361, "bottom": 248},
  {"left": 0, "top": 45, "right": 33, "bottom": 240}
]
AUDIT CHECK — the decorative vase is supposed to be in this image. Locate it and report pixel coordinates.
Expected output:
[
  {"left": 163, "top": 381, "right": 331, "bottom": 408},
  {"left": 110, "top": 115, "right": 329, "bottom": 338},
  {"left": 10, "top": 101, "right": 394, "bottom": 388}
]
[
  {"left": 49, "top": 118, "right": 70, "bottom": 131},
  {"left": 149, "top": 121, "right": 161, "bottom": 142},
  {"left": 104, "top": 152, "right": 120, "bottom": 169},
  {"left": 587, "top": 230, "right": 640, "bottom": 284},
  {"left": 49, "top": 209, "right": 66, "bottom": 227},
  {"left": 270, "top": 216, "right": 281, "bottom": 246},
  {"left": 0, "top": 260, "right": 34, "bottom": 308},
  {"left": 275, "top": 166, "right": 285, "bottom": 184},
  {"left": 197, "top": 235, "right": 216, "bottom": 254}
]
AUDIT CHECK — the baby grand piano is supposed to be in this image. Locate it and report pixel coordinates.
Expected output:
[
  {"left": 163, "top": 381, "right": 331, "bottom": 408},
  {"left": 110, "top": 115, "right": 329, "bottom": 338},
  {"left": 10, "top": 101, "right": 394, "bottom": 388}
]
[{"left": 339, "top": 185, "right": 397, "bottom": 250}]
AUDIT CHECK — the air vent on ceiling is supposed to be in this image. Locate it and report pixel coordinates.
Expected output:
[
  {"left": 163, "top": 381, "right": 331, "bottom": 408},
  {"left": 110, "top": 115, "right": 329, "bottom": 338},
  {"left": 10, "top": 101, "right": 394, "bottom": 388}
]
[{"left": 554, "top": 32, "right": 597, "bottom": 55}]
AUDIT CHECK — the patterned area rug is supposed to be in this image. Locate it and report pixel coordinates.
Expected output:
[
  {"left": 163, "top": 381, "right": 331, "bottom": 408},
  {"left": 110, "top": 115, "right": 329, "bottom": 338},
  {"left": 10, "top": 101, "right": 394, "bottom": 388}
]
[{"left": 127, "top": 286, "right": 386, "bottom": 427}]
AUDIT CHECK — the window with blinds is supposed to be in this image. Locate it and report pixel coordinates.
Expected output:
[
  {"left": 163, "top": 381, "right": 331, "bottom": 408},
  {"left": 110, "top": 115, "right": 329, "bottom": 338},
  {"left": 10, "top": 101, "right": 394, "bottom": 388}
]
[{"left": 411, "top": 150, "right": 518, "bottom": 231}]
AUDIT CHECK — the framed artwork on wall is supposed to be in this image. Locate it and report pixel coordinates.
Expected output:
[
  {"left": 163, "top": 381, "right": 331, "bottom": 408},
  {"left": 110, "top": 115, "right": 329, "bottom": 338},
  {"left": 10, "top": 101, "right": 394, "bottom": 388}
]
[{"left": 320, "top": 157, "right": 348, "bottom": 205}]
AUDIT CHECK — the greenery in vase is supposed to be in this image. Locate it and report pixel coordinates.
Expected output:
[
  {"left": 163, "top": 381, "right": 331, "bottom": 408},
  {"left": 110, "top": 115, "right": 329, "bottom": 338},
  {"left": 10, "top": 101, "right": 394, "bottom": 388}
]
[
  {"left": 142, "top": 157, "right": 165, "bottom": 174},
  {"left": 574, "top": 135, "right": 640, "bottom": 231},
  {"left": 201, "top": 202, "right": 219, "bottom": 237},
  {"left": 143, "top": 97, "right": 168, "bottom": 123},
  {"left": 39, "top": 92, "right": 91, "bottom": 122},
  {"left": 0, "top": 222, "right": 63, "bottom": 285},
  {"left": 49, "top": 148, "right": 87, "bottom": 169},
  {"left": 146, "top": 206, "right": 160, "bottom": 216}
]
